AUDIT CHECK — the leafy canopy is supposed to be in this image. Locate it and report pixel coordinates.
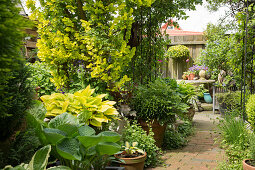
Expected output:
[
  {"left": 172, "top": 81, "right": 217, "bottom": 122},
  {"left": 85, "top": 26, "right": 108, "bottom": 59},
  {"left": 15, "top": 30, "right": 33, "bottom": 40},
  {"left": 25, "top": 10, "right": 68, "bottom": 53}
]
[{"left": 26, "top": 0, "right": 135, "bottom": 91}]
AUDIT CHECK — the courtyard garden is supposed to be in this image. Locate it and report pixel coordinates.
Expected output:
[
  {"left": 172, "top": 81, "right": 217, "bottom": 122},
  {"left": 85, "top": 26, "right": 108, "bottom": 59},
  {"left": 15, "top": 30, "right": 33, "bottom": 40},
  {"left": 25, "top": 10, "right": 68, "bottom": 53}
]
[{"left": 1, "top": 0, "right": 255, "bottom": 170}]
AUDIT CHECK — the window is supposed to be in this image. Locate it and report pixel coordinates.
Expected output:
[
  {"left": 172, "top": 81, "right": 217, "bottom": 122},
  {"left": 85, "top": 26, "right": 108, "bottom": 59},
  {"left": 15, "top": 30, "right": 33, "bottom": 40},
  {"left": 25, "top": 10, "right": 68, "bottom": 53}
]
[{"left": 167, "top": 26, "right": 174, "bottom": 30}]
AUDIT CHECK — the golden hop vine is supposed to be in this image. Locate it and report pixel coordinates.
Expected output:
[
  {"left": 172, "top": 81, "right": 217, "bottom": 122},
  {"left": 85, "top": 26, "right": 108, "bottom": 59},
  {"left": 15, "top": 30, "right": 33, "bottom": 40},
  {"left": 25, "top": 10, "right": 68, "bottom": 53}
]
[{"left": 26, "top": 0, "right": 136, "bottom": 91}]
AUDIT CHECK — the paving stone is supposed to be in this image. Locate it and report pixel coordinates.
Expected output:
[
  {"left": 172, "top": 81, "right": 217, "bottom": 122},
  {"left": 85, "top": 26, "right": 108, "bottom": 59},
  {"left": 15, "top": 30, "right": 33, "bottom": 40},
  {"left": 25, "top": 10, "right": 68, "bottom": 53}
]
[{"left": 147, "top": 108, "right": 226, "bottom": 170}]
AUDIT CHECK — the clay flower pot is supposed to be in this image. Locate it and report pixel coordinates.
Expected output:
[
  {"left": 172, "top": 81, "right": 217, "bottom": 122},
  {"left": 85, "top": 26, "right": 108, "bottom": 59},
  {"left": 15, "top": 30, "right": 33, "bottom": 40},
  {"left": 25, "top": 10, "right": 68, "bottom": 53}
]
[
  {"left": 138, "top": 120, "right": 168, "bottom": 147},
  {"left": 115, "top": 151, "right": 147, "bottom": 170},
  {"left": 188, "top": 73, "right": 195, "bottom": 80},
  {"left": 243, "top": 159, "right": 255, "bottom": 170}
]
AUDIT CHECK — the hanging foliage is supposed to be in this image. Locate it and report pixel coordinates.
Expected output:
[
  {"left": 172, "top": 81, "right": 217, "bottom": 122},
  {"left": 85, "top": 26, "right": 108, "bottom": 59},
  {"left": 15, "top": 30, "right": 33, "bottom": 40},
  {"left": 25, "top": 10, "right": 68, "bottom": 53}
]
[{"left": 166, "top": 45, "right": 190, "bottom": 60}]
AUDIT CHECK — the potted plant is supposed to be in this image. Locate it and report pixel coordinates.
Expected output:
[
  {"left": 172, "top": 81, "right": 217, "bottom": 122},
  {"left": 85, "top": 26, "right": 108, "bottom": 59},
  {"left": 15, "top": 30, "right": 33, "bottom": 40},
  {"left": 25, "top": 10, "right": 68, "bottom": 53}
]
[
  {"left": 177, "top": 82, "right": 197, "bottom": 121},
  {"left": 166, "top": 45, "right": 190, "bottom": 61},
  {"left": 131, "top": 78, "right": 189, "bottom": 147},
  {"left": 115, "top": 142, "right": 146, "bottom": 170},
  {"left": 187, "top": 65, "right": 208, "bottom": 80},
  {"left": 182, "top": 72, "right": 189, "bottom": 80},
  {"left": 243, "top": 133, "right": 255, "bottom": 170}
]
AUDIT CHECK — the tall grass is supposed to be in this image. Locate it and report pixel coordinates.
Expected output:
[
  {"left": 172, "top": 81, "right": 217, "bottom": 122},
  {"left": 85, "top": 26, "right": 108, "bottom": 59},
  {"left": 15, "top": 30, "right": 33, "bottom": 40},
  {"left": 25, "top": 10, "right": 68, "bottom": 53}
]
[
  {"left": 217, "top": 114, "right": 251, "bottom": 169},
  {"left": 218, "top": 115, "right": 250, "bottom": 149}
]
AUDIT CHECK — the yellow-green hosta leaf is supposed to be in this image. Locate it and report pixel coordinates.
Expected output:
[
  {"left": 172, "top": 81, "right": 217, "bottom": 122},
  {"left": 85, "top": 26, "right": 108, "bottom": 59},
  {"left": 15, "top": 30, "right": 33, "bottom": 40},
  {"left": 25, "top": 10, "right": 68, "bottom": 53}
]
[
  {"left": 96, "top": 94, "right": 107, "bottom": 99},
  {"left": 62, "top": 100, "right": 69, "bottom": 113},
  {"left": 50, "top": 108, "right": 64, "bottom": 114},
  {"left": 104, "top": 108, "right": 118, "bottom": 115},
  {"left": 40, "top": 95, "right": 50, "bottom": 102},
  {"left": 98, "top": 105, "right": 112, "bottom": 113},
  {"left": 80, "top": 85, "right": 95, "bottom": 97},
  {"left": 90, "top": 119, "right": 102, "bottom": 127},
  {"left": 88, "top": 98, "right": 101, "bottom": 106},
  {"left": 102, "top": 100, "right": 116, "bottom": 106},
  {"left": 46, "top": 112, "right": 59, "bottom": 117}
]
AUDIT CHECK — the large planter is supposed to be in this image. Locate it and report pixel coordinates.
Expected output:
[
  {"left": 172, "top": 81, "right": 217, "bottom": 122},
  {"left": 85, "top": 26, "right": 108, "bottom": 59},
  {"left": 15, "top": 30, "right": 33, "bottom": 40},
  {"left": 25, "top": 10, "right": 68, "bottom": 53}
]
[
  {"left": 204, "top": 93, "right": 212, "bottom": 103},
  {"left": 115, "top": 151, "right": 147, "bottom": 170},
  {"left": 243, "top": 159, "right": 255, "bottom": 170},
  {"left": 138, "top": 120, "right": 167, "bottom": 147}
]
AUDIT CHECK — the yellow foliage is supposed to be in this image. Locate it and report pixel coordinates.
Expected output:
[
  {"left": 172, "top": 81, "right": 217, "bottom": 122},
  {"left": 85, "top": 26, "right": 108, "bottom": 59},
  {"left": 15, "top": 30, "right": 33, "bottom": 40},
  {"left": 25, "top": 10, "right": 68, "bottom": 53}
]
[{"left": 41, "top": 85, "right": 119, "bottom": 127}]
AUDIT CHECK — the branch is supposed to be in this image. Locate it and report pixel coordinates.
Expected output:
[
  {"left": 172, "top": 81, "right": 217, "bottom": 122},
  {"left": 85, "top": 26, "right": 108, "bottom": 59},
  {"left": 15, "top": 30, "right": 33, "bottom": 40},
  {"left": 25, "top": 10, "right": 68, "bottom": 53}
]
[{"left": 77, "top": 0, "right": 87, "bottom": 20}]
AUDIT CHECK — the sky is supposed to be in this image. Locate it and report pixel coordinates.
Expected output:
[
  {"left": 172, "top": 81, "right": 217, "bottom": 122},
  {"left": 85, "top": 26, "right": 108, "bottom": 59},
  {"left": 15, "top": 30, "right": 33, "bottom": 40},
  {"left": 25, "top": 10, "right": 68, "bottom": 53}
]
[
  {"left": 177, "top": 1, "right": 230, "bottom": 32},
  {"left": 20, "top": 0, "right": 230, "bottom": 33}
]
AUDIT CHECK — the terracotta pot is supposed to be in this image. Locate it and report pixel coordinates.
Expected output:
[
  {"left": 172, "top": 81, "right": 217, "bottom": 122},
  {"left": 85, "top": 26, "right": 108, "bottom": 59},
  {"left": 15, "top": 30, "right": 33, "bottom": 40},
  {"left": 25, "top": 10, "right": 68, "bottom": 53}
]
[
  {"left": 243, "top": 159, "right": 255, "bottom": 170},
  {"left": 188, "top": 73, "right": 195, "bottom": 80},
  {"left": 138, "top": 120, "right": 167, "bottom": 147},
  {"left": 115, "top": 151, "right": 147, "bottom": 170}
]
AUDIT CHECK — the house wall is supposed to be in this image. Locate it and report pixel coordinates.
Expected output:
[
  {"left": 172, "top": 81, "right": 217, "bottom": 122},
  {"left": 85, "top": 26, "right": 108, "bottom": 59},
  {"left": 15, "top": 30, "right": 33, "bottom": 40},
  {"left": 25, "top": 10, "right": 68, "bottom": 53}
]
[{"left": 160, "top": 35, "right": 206, "bottom": 79}]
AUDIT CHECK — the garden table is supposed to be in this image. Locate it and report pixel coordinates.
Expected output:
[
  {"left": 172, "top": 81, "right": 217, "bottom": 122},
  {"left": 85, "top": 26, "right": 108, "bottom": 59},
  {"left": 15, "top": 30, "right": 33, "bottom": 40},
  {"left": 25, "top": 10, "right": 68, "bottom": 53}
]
[{"left": 176, "top": 80, "right": 216, "bottom": 113}]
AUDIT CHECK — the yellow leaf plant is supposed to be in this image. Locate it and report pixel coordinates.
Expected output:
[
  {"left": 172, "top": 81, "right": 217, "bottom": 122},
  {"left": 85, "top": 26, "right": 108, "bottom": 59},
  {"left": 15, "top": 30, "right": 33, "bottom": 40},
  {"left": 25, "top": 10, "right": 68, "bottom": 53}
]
[{"left": 41, "top": 85, "right": 119, "bottom": 127}]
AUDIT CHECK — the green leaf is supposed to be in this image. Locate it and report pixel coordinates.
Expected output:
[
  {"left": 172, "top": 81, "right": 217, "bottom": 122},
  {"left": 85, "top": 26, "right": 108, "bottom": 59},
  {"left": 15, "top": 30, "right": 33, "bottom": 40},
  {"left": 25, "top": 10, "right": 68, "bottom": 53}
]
[
  {"left": 77, "top": 110, "right": 92, "bottom": 124},
  {"left": 43, "top": 128, "right": 66, "bottom": 145},
  {"left": 98, "top": 131, "right": 121, "bottom": 142},
  {"left": 57, "top": 124, "right": 78, "bottom": 137},
  {"left": 48, "top": 112, "right": 79, "bottom": 129},
  {"left": 56, "top": 138, "right": 81, "bottom": 161},
  {"left": 78, "top": 135, "right": 102, "bottom": 148},
  {"left": 78, "top": 125, "right": 95, "bottom": 136},
  {"left": 47, "top": 166, "right": 71, "bottom": 170},
  {"left": 96, "top": 142, "right": 121, "bottom": 155},
  {"left": 27, "top": 145, "right": 51, "bottom": 170}
]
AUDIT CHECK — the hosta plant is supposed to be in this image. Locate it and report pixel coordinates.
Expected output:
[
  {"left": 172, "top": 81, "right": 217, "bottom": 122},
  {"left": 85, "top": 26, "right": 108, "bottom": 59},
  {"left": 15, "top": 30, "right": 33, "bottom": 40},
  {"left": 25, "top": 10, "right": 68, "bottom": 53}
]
[
  {"left": 43, "top": 113, "right": 121, "bottom": 169},
  {"left": 41, "top": 85, "right": 119, "bottom": 127},
  {"left": 122, "top": 142, "right": 145, "bottom": 157},
  {"left": 3, "top": 145, "right": 70, "bottom": 170}
]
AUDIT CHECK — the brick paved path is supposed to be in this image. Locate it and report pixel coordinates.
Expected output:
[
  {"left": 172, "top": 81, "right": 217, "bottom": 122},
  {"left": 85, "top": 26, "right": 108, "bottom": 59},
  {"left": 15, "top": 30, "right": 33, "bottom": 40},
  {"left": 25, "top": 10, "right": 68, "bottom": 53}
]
[{"left": 147, "top": 110, "right": 225, "bottom": 170}]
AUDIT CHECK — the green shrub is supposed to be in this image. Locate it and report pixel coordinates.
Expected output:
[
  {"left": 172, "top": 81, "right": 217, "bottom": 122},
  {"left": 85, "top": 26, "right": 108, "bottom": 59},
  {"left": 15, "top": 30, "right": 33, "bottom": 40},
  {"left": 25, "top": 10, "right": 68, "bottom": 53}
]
[
  {"left": 122, "top": 121, "right": 162, "bottom": 167},
  {"left": 131, "top": 78, "right": 189, "bottom": 124},
  {"left": 177, "top": 82, "right": 196, "bottom": 104},
  {"left": 0, "top": 0, "right": 30, "bottom": 118},
  {"left": 0, "top": 66, "right": 34, "bottom": 140},
  {"left": 163, "top": 121, "right": 193, "bottom": 150},
  {"left": 0, "top": 0, "right": 34, "bottom": 141},
  {"left": 0, "top": 129, "right": 42, "bottom": 168},
  {"left": 246, "top": 94, "right": 255, "bottom": 129},
  {"left": 216, "top": 91, "right": 241, "bottom": 115},
  {"left": 166, "top": 45, "right": 190, "bottom": 60},
  {"left": 27, "top": 62, "right": 56, "bottom": 97}
]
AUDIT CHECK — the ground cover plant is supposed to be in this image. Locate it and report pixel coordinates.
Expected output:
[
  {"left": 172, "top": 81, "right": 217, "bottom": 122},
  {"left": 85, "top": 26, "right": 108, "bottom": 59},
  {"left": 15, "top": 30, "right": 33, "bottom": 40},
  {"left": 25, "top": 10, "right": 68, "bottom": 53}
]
[{"left": 163, "top": 121, "right": 194, "bottom": 150}]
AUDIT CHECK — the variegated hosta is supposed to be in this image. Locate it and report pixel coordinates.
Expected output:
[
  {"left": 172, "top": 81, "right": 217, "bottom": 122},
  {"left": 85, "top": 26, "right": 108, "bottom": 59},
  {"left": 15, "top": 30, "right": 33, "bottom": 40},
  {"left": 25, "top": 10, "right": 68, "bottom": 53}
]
[{"left": 41, "top": 85, "right": 118, "bottom": 127}]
